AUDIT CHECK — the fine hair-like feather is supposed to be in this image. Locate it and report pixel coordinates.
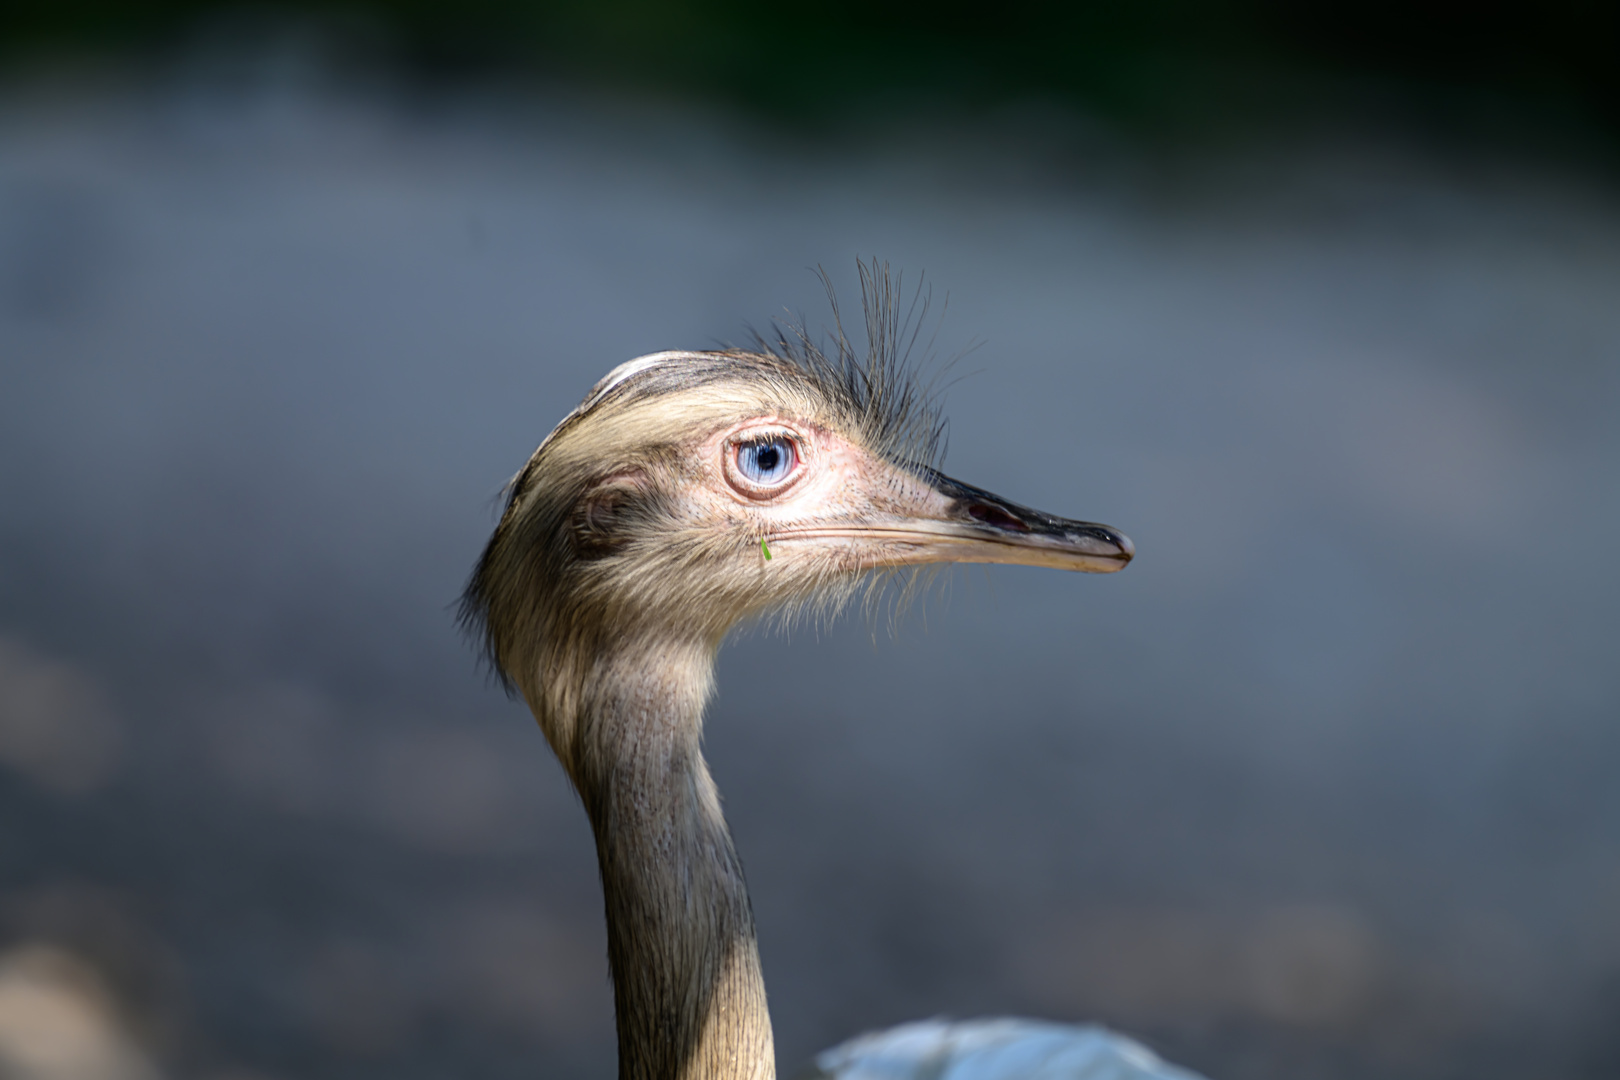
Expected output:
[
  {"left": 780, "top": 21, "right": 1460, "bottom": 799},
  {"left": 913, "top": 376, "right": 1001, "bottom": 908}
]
[{"left": 749, "top": 259, "right": 950, "bottom": 476}]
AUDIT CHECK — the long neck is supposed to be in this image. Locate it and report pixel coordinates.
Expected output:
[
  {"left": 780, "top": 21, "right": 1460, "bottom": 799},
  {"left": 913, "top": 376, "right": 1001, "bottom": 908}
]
[{"left": 568, "top": 637, "right": 774, "bottom": 1080}]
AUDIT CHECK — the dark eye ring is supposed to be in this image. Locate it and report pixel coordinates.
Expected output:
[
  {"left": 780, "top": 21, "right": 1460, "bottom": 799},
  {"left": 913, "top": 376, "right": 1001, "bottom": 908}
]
[{"left": 735, "top": 437, "right": 797, "bottom": 486}]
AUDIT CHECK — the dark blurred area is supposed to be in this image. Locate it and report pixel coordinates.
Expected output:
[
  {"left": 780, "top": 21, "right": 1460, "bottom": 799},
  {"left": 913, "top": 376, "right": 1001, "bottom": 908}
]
[
  {"left": 5, "top": 0, "right": 1620, "bottom": 140},
  {"left": 2, "top": 4, "right": 1619, "bottom": 1080}
]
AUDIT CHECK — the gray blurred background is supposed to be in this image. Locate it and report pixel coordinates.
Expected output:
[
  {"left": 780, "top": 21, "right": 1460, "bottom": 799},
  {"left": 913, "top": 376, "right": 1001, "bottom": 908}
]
[{"left": 2, "top": 4, "right": 1619, "bottom": 1079}]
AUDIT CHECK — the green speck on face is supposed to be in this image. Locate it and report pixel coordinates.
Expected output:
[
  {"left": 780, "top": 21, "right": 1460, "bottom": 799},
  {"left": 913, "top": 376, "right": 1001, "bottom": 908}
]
[{"left": 760, "top": 538, "right": 772, "bottom": 561}]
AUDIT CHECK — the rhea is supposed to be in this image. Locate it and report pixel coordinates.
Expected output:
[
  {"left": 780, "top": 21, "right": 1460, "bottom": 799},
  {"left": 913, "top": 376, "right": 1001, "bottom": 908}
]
[{"left": 462, "top": 309, "right": 1191, "bottom": 1079}]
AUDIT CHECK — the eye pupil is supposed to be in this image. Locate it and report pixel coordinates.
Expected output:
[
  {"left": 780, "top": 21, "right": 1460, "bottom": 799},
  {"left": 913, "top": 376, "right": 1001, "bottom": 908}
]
[{"left": 756, "top": 446, "right": 779, "bottom": 471}]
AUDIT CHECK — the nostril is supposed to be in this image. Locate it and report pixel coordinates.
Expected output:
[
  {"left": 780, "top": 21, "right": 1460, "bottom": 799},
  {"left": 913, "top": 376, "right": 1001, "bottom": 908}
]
[{"left": 967, "top": 502, "right": 1030, "bottom": 532}]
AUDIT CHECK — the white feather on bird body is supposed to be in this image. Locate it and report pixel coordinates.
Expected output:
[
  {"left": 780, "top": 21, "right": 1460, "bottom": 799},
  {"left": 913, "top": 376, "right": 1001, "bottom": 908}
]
[{"left": 811, "top": 1018, "right": 1204, "bottom": 1080}]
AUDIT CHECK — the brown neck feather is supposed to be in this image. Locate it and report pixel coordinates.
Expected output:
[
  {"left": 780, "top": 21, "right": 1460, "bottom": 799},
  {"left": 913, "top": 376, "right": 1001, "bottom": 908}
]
[{"left": 567, "top": 636, "right": 775, "bottom": 1080}]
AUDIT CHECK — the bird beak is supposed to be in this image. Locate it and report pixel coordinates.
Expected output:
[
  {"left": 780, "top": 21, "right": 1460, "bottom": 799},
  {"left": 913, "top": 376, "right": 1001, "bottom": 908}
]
[
  {"left": 886, "top": 468, "right": 1134, "bottom": 573},
  {"left": 773, "top": 467, "right": 1133, "bottom": 574}
]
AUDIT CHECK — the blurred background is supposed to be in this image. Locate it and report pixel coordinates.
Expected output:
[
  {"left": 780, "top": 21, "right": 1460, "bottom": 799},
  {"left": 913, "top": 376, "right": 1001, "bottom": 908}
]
[{"left": 2, "top": 3, "right": 1619, "bottom": 1078}]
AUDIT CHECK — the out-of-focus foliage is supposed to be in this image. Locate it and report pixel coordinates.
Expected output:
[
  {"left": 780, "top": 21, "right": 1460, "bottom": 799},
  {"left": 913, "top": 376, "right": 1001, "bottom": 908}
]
[{"left": 2, "top": 0, "right": 1619, "bottom": 137}]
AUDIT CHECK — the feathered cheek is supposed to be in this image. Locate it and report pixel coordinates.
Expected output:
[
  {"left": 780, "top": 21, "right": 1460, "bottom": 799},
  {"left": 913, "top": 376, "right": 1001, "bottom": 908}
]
[
  {"left": 806, "top": 535, "right": 893, "bottom": 576},
  {"left": 570, "top": 471, "right": 655, "bottom": 558}
]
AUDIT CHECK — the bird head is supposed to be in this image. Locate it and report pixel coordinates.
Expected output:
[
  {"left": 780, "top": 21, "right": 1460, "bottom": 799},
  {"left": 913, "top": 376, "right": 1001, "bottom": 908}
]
[{"left": 463, "top": 348, "right": 1131, "bottom": 734}]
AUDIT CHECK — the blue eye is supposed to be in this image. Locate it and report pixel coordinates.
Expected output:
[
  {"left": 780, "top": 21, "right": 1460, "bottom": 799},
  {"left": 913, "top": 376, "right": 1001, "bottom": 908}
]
[{"left": 736, "top": 437, "right": 797, "bottom": 485}]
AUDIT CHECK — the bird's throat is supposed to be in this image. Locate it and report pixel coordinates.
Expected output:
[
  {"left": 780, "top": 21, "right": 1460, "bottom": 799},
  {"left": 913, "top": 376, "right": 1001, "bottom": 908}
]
[{"left": 569, "top": 639, "right": 775, "bottom": 1080}]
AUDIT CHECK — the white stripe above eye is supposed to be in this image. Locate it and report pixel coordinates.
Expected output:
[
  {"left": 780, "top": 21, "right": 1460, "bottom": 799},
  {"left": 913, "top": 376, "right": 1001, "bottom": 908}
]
[
  {"left": 579, "top": 351, "right": 712, "bottom": 414},
  {"left": 527, "top": 351, "right": 714, "bottom": 464}
]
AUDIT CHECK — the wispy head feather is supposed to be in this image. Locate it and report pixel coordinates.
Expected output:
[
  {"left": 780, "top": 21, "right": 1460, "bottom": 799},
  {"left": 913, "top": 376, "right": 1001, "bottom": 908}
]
[{"left": 749, "top": 258, "right": 950, "bottom": 474}]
